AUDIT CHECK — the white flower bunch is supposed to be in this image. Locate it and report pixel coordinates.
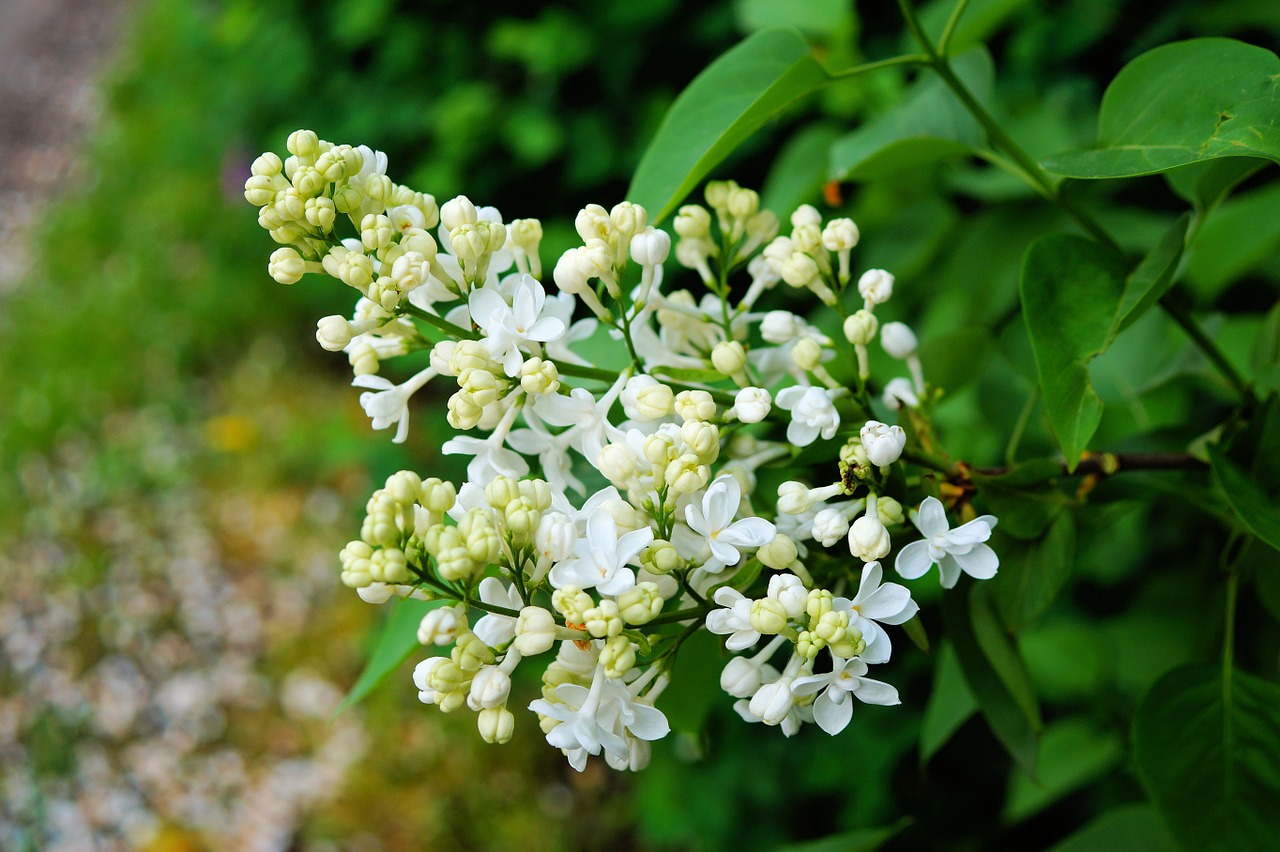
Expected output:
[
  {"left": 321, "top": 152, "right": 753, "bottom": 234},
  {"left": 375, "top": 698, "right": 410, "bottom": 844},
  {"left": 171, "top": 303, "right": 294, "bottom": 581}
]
[{"left": 248, "top": 133, "right": 1001, "bottom": 772}]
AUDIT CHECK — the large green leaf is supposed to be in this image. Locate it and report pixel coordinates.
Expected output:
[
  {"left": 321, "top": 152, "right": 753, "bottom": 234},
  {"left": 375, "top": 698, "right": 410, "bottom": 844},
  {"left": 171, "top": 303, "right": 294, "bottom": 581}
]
[
  {"left": 1165, "top": 158, "right": 1268, "bottom": 218},
  {"left": 335, "top": 596, "right": 440, "bottom": 716},
  {"left": 919, "top": 642, "right": 977, "bottom": 764},
  {"left": 1133, "top": 664, "right": 1280, "bottom": 851},
  {"left": 1184, "top": 181, "right": 1280, "bottom": 297},
  {"left": 916, "top": 0, "right": 1032, "bottom": 56},
  {"left": 1253, "top": 302, "right": 1280, "bottom": 395},
  {"left": 1004, "top": 718, "right": 1123, "bottom": 823},
  {"left": 1019, "top": 235, "right": 1130, "bottom": 468},
  {"left": 1049, "top": 805, "right": 1176, "bottom": 852},
  {"left": 941, "top": 581, "right": 1042, "bottom": 776},
  {"left": 829, "top": 48, "right": 992, "bottom": 182},
  {"left": 761, "top": 123, "right": 842, "bottom": 217},
  {"left": 1209, "top": 394, "right": 1280, "bottom": 552},
  {"left": 1043, "top": 39, "right": 1280, "bottom": 179},
  {"left": 628, "top": 28, "right": 829, "bottom": 222},
  {"left": 989, "top": 510, "right": 1076, "bottom": 633},
  {"left": 1117, "top": 214, "right": 1189, "bottom": 333}
]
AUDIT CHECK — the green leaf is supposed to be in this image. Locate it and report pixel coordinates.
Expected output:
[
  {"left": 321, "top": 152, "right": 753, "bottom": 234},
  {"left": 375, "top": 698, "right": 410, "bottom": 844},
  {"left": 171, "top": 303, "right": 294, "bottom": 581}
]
[
  {"left": 1133, "top": 664, "right": 1280, "bottom": 851},
  {"left": 1004, "top": 718, "right": 1123, "bottom": 823},
  {"left": 735, "top": 0, "right": 850, "bottom": 36},
  {"left": 917, "top": 0, "right": 1032, "bottom": 56},
  {"left": 1043, "top": 39, "right": 1280, "bottom": 179},
  {"left": 1185, "top": 181, "right": 1280, "bottom": 297},
  {"left": 650, "top": 365, "right": 730, "bottom": 385},
  {"left": 902, "top": 614, "right": 931, "bottom": 655},
  {"left": 335, "top": 596, "right": 441, "bottom": 716},
  {"left": 1165, "top": 157, "right": 1267, "bottom": 217},
  {"left": 829, "top": 48, "right": 992, "bottom": 182},
  {"left": 941, "top": 581, "right": 1042, "bottom": 776},
  {"left": 762, "top": 123, "right": 842, "bottom": 217},
  {"left": 1048, "top": 805, "right": 1177, "bottom": 852},
  {"left": 920, "top": 642, "right": 977, "bottom": 764},
  {"left": 628, "top": 28, "right": 829, "bottom": 222},
  {"left": 1209, "top": 394, "right": 1280, "bottom": 552},
  {"left": 1020, "top": 234, "right": 1130, "bottom": 468},
  {"left": 776, "top": 819, "right": 911, "bottom": 852},
  {"left": 989, "top": 510, "right": 1076, "bottom": 632},
  {"left": 1116, "top": 213, "right": 1189, "bottom": 333},
  {"left": 659, "top": 629, "right": 723, "bottom": 733},
  {"left": 1254, "top": 302, "right": 1280, "bottom": 395}
]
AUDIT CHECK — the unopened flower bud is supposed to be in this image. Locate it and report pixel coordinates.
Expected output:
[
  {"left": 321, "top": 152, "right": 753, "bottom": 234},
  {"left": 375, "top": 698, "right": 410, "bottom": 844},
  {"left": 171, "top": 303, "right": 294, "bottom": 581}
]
[
  {"left": 552, "top": 586, "right": 593, "bottom": 623},
  {"left": 519, "top": 357, "right": 560, "bottom": 395},
  {"left": 673, "top": 390, "right": 716, "bottom": 423},
  {"left": 791, "top": 204, "right": 822, "bottom": 229},
  {"left": 477, "top": 706, "right": 515, "bottom": 744},
  {"left": 858, "top": 268, "right": 895, "bottom": 305},
  {"left": 316, "top": 315, "right": 354, "bottom": 351},
  {"left": 468, "top": 665, "right": 512, "bottom": 710},
  {"left": 877, "top": 496, "right": 905, "bottom": 526},
  {"left": 600, "top": 635, "right": 636, "bottom": 679},
  {"left": 721, "top": 657, "right": 763, "bottom": 698},
  {"left": 791, "top": 337, "right": 823, "bottom": 371},
  {"left": 640, "top": 540, "right": 681, "bottom": 575},
  {"left": 617, "top": 583, "right": 664, "bottom": 625},
  {"left": 732, "top": 387, "right": 772, "bottom": 424},
  {"left": 880, "top": 321, "right": 918, "bottom": 359},
  {"left": 630, "top": 227, "right": 671, "bottom": 267},
  {"left": 860, "top": 421, "right": 907, "bottom": 467},
  {"left": 711, "top": 340, "right": 748, "bottom": 377},
  {"left": 843, "top": 310, "right": 878, "bottom": 346},
  {"left": 584, "top": 600, "right": 623, "bottom": 638},
  {"left": 749, "top": 598, "right": 790, "bottom": 635},
  {"left": 849, "top": 515, "right": 892, "bottom": 562},
  {"left": 757, "top": 534, "right": 798, "bottom": 570},
  {"left": 780, "top": 252, "right": 820, "bottom": 288},
  {"left": 268, "top": 247, "right": 306, "bottom": 285},
  {"left": 621, "top": 376, "right": 674, "bottom": 421},
  {"left": 513, "top": 606, "right": 558, "bottom": 656},
  {"left": 440, "top": 195, "right": 478, "bottom": 231},
  {"left": 679, "top": 420, "right": 720, "bottom": 461},
  {"left": 674, "top": 204, "right": 712, "bottom": 238},
  {"left": 821, "top": 218, "right": 859, "bottom": 251}
]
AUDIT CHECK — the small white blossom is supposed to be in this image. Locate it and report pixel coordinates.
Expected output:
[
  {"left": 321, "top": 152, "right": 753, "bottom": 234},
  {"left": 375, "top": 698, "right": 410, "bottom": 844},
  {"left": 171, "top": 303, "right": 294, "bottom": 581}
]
[
  {"left": 895, "top": 497, "right": 999, "bottom": 588},
  {"left": 775, "top": 386, "right": 840, "bottom": 447},
  {"left": 860, "top": 421, "right": 906, "bottom": 467},
  {"left": 683, "top": 475, "right": 776, "bottom": 573},
  {"left": 791, "top": 657, "right": 900, "bottom": 735}
]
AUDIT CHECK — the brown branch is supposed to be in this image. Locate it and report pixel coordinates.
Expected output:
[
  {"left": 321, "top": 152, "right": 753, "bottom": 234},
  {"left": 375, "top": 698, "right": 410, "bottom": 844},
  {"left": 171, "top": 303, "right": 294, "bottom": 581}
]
[{"left": 971, "top": 452, "right": 1209, "bottom": 479}]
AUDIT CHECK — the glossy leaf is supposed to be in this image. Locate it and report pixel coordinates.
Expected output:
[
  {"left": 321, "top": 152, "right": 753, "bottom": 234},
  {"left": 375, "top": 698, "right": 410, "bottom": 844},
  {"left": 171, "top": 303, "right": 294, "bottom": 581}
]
[
  {"left": 942, "top": 581, "right": 1042, "bottom": 776},
  {"left": 917, "top": 0, "right": 1033, "bottom": 56},
  {"left": 762, "top": 123, "right": 842, "bottom": 217},
  {"left": 830, "top": 48, "right": 992, "bottom": 182},
  {"left": 989, "top": 510, "right": 1076, "bottom": 633},
  {"left": 1048, "top": 805, "right": 1176, "bottom": 852},
  {"left": 1184, "top": 181, "right": 1280, "bottom": 296},
  {"left": 335, "top": 596, "right": 441, "bottom": 716},
  {"left": 1165, "top": 157, "right": 1267, "bottom": 216},
  {"left": 1209, "top": 394, "right": 1280, "bottom": 552},
  {"left": 1004, "top": 718, "right": 1123, "bottom": 823},
  {"left": 628, "top": 28, "right": 830, "bottom": 222},
  {"left": 1020, "top": 235, "right": 1130, "bottom": 469},
  {"left": 920, "top": 642, "right": 977, "bottom": 764},
  {"left": 1043, "top": 39, "right": 1280, "bottom": 178},
  {"left": 1133, "top": 664, "right": 1280, "bottom": 850},
  {"left": 1116, "top": 214, "right": 1189, "bottom": 333}
]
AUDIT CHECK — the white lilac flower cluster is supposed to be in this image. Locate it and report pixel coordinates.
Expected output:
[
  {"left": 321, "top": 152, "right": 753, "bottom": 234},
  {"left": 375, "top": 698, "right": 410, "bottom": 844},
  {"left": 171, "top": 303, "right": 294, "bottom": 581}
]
[{"left": 247, "top": 131, "right": 1001, "bottom": 772}]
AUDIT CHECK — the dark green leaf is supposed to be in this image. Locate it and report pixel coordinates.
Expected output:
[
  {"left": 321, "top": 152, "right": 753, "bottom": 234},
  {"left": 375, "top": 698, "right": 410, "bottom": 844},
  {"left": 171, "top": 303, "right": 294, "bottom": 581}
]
[
  {"left": 942, "top": 581, "right": 1042, "bottom": 776},
  {"left": 1185, "top": 181, "right": 1280, "bottom": 297},
  {"left": 1116, "top": 214, "right": 1189, "bottom": 332},
  {"left": 989, "top": 510, "right": 1076, "bottom": 632},
  {"left": 762, "top": 123, "right": 842, "bottom": 217},
  {"left": 735, "top": 0, "right": 850, "bottom": 36},
  {"left": 1020, "top": 234, "right": 1130, "bottom": 468},
  {"left": 1165, "top": 157, "right": 1268, "bottom": 216},
  {"left": 830, "top": 49, "right": 992, "bottom": 182},
  {"left": 902, "top": 615, "right": 931, "bottom": 655},
  {"left": 1133, "top": 664, "right": 1280, "bottom": 851},
  {"left": 920, "top": 642, "right": 977, "bottom": 764},
  {"left": 1253, "top": 302, "right": 1280, "bottom": 395},
  {"left": 776, "top": 818, "right": 911, "bottom": 852},
  {"left": 1004, "top": 718, "right": 1123, "bottom": 823},
  {"left": 1209, "top": 394, "right": 1280, "bottom": 552},
  {"left": 628, "top": 28, "right": 830, "bottom": 222},
  {"left": 1043, "top": 39, "right": 1280, "bottom": 179},
  {"left": 919, "top": 327, "right": 993, "bottom": 395},
  {"left": 1048, "top": 805, "right": 1177, "bottom": 852},
  {"left": 917, "top": 0, "right": 1032, "bottom": 56},
  {"left": 335, "top": 596, "right": 441, "bottom": 716},
  {"left": 650, "top": 365, "right": 731, "bottom": 385},
  {"left": 659, "top": 629, "right": 724, "bottom": 733}
]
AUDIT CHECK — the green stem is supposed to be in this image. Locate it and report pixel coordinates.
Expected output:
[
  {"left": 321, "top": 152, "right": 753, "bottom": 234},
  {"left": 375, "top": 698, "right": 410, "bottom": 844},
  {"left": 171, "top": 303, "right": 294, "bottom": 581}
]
[
  {"left": 1159, "top": 296, "right": 1254, "bottom": 402},
  {"left": 825, "top": 53, "right": 929, "bottom": 81},
  {"left": 557, "top": 362, "right": 622, "bottom": 383},
  {"left": 403, "top": 304, "right": 478, "bottom": 340},
  {"left": 412, "top": 564, "right": 523, "bottom": 618},
  {"left": 937, "top": 0, "right": 971, "bottom": 56},
  {"left": 646, "top": 606, "right": 708, "bottom": 628},
  {"left": 1004, "top": 386, "right": 1039, "bottom": 467}
]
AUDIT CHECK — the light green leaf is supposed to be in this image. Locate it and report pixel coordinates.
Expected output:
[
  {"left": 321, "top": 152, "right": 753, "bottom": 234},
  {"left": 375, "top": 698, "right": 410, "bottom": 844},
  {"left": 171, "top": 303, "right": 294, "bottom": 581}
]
[
  {"left": 1043, "top": 39, "right": 1280, "bottom": 178},
  {"left": 628, "top": 28, "right": 829, "bottom": 222},
  {"left": 335, "top": 596, "right": 440, "bottom": 716},
  {"left": 1209, "top": 394, "right": 1280, "bottom": 552},
  {"left": 1019, "top": 235, "right": 1130, "bottom": 468},
  {"left": 776, "top": 819, "right": 911, "bottom": 852},
  {"left": 735, "top": 0, "right": 850, "bottom": 36},
  {"left": 1004, "top": 718, "right": 1123, "bottom": 823},
  {"left": 989, "top": 510, "right": 1076, "bottom": 633},
  {"left": 1185, "top": 181, "right": 1280, "bottom": 296},
  {"left": 1165, "top": 157, "right": 1268, "bottom": 216},
  {"left": 1116, "top": 214, "right": 1189, "bottom": 333},
  {"left": 917, "top": 0, "right": 1032, "bottom": 56},
  {"left": 830, "top": 48, "right": 992, "bottom": 182},
  {"left": 942, "top": 581, "right": 1042, "bottom": 776},
  {"left": 761, "top": 123, "right": 842, "bottom": 217},
  {"left": 1048, "top": 805, "right": 1177, "bottom": 852},
  {"left": 920, "top": 642, "right": 977, "bottom": 764},
  {"left": 659, "top": 629, "right": 723, "bottom": 733},
  {"left": 1133, "top": 664, "right": 1280, "bottom": 851}
]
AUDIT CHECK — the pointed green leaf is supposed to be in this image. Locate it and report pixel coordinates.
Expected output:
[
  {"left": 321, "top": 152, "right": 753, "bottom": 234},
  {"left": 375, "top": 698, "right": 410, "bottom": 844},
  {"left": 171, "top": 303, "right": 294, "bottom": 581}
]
[
  {"left": 1165, "top": 157, "right": 1267, "bottom": 216},
  {"left": 628, "top": 28, "right": 830, "bottom": 222},
  {"left": 761, "top": 123, "right": 842, "bottom": 217},
  {"left": 1043, "top": 39, "right": 1280, "bottom": 178},
  {"left": 335, "top": 596, "right": 440, "bottom": 716},
  {"left": 920, "top": 642, "right": 977, "bottom": 764},
  {"left": 1048, "top": 805, "right": 1176, "bottom": 852},
  {"left": 830, "top": 48, "right": 992, "bottom": 182},
  {"left": 1004, "top": 718, "right": 1123, "bottom": 823},
  {"left": 1117, "top": 213, "right": 1189, "bottom": 332},
  {"left": 1209, "top": 394, "right": 1280, "bottom": 552},
  {"left": 941, "top": 581, "right": 1042, "bottom": 776},
  {"left": 989, "top": 510, "right": 1076, "bottom": 633},
  {"left": 1133, "top": 664, "right": 1280, "bottom": 851},
  {"left": 1019, "top": 235, "right": 1129, "bottom": 468}
]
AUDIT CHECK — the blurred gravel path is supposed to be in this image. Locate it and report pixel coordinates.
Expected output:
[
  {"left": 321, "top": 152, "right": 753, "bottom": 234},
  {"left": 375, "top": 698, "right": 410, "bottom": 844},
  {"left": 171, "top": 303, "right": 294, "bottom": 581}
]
[{"left": 0, "top": 0, "right": 130, "bottom": 292}]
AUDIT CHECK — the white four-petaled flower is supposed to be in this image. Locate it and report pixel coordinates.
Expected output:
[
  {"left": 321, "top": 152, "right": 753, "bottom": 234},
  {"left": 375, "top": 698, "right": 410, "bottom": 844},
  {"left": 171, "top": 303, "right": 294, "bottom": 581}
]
[
  {"left": 774, "top": 385, "right": 840, "bottom": 447},
  {"left": 790, "top": 656, "right": 900, "bottom": 735},
  {"left": 894, "top": 496, "right": 998, "bottom": 588},
  {"left": 684, "top": 475, "right": 777, "bottom": 573},
  {"left": 469, "top": 275, "right": 567, "bottom": 377},
  {"left": 547, "top": 507, "right": 653, "bottom": 595}
]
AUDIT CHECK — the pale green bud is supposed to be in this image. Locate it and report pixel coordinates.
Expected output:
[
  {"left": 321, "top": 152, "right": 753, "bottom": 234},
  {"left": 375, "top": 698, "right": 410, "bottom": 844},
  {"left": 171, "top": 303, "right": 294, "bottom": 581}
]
[
  {"left": 287, "top": 129, "right": 320, "bottom": 160},
  {"left": 790, "top": 204, "right": 822, "bottom": 229},
  {"left": 758, "top": 534, "right": 799, "bottom": 571},
  {"left": 679, "top": 420, "right": 720, "bottom": 463},
  {"left": 268, "top": 247, "right": 306, "bottom": 285},
  {"left": 485, "top": 476, "right": 522, "bottom": 511},
  {"left": 673, "top": 204, "right": 712, "bottom": 239},
  {"left": 642, "top": 431, "right": 677, "bottom": 468},
  {"left": 440, "top": 195, "right": 478, "bottom": 231},
  {"left": 552, "top": 586, "right": 593, "bottom": 623},
  {"left": 519, "top": 357, "right": 560, "bottom": 395},
  {"left": 304, "top": 196, "right": 336, "bottom": 231},
  {"left": 417, "top": 604, "right": 468, "bottom": 645},
  {"left": 292, "top": 165, "right": 325, "bottom": 196},
  {"left": 361, "top": 214, "right": 395, "bottom": 253},
  {"left": 453, "top": 631, "right": 495, "bottom": 671},
  {"left": 749, "top": 598, "right": 790, "bottom": 635},
  {"left": 332, "top": 184, "right": 363, "bottom": 214},
  {"left": 829, "top": 625, "right": 866, "bottom": 660},
  {"left": 447, "top": 390, "right": 486, "bottom": 431},
  {"left": 822, "top": 218, "right": 859, "bottom": 252},
  {"left": 584, "top": 600, "right": 623, "bottom": 638},
  {"left": 369, "top": 547, "right": 410, "bottom": 584},
  {"left": 640, "top": 540, "right": 681, "bottom": 575},
  {"left": 478, "top": 706, "right": 515, "bottom": 744},
  {"left": 806, "top": 588, "right": 834, "bottom": 621},
  {"left": 727, "top": 186, "right": 759, "bottom": 221},
  {"left": 338, "top": 540, "right": 374, "bottom": 588},
  {"left": 711, "top": 340, "right": 748, "bottom": 377},
  {"left": 504, "top": 497, "right": 541, "bottom": 539},
  {"left": 664, "top": 453, "right": 709, "bottom": 495},
  {"left": 796, "top": 630, "right": 823, "bottom": 660},
  {"left": 673, "top": 389, "right": 716, "bottom": 423},
  {"left": 790, "top": 223, "right": 822, "bottom": 255},
  {"left": 600, "top": 635, "right": 636, "bottom": 679},
  {"left": 244, "top": 174, "right": 282, "bottom": 207},
  {"left": 421, "top": 478, "right": 457, "bottom": 514},
  {"left": 427, "top": 659, "right": 469, "bottom": 693},
  {"left": 251, "top": 152, "right": 283, "bottom": 177},
  {"left": 513, "top": 606, "right": 558, "bottom": 656},
  {"left": 617, "top": 583, "right": 664, "bottom": 625},
  {"left": 704, "top": 180, "right": 733, "bottom": 213},
  {"left": 610, "top": 201, "right": 646, "bottom": 238},
  {"left": 518, "top": 478, "right": 552, "bottom": 512},
  {"left": 459, "top": 509, "right": 500, "bottom": 564},
  {"left": 877, "top": 496, "right": 905, "bottom": 526},
  {"left": 509, "top": 218, "right": 543, "bottom": 253},
  {"left": 385, "top": 470, "right": 423, "bottom": 506},
  {"left": 813, "top": 610, "right": 850, "bottom": 643},
  {"left": 781, "top": 252, "right": 820, "bottom": 288},
  {"left": 575, "top": 203, "right": 612, "bottom": 243},
  {"left": 791, "top": 337, "right": 823, "bottom": 371},
  {"left": 843, "top": 310, "right": 878, "bottom": 346}
]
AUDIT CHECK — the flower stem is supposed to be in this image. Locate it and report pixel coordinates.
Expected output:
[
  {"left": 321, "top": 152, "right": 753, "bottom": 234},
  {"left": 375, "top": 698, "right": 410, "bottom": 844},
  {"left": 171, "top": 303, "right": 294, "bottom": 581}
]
[{"left": 402, "top": 304, "right": 478, "bottom": 340}]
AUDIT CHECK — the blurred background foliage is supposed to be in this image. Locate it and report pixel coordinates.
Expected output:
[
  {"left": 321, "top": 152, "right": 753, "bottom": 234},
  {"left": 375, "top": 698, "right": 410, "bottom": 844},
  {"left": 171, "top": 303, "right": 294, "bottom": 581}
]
[{"left": 1, "top": 0, "right": 1278, "bottom": 849}]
